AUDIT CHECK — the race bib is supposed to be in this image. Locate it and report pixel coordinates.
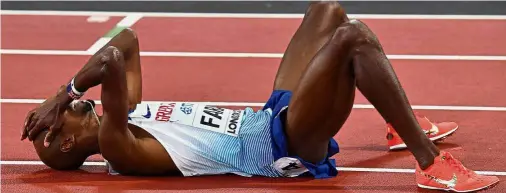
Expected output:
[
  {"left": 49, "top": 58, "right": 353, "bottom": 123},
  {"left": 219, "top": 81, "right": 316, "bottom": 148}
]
[{"left": 168, "top": 103, "right": 244, "bottom": 137}]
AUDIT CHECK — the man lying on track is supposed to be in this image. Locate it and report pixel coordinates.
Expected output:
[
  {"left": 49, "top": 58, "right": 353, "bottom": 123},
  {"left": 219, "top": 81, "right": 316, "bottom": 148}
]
[{"left": 21, "top": 1, "right": 498, "bottom": 192}]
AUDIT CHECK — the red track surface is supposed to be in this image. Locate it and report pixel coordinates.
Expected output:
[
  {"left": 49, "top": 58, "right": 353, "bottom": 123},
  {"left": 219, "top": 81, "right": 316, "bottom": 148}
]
[
  {"left": 2, "top": 14, "right": 506, "bottom": 192},
  {"left": 3, "top": 55, "right": 506, "bottom": 106},
  {"left": 4, "top": 164, "right": 506, "bottom": 193},
  {"left": 133, "top": 18, "right": 506, "bottom": 55},
  {"left": 1, "top": 15, "right": 122, "bottom": 50}
]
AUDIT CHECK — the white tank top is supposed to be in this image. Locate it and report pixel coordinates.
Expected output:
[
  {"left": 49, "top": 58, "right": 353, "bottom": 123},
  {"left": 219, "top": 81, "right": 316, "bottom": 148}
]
[{"left": 105, "top": 102, "right": 309, "bottom": 177}]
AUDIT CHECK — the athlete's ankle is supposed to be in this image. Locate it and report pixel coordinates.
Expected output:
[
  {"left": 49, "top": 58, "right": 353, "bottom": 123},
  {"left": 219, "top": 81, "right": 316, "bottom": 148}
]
[
  {"left": 416, "top": 150, "right": 439, "bottom": 170},
  {"left": 418, "top": 159, "right": 434, "bottom": 170}
]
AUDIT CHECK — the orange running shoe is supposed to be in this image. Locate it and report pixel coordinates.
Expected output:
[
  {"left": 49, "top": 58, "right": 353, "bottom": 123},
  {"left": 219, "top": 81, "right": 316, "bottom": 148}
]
[
  {"left": 416, "top": 151, "right": 499, "bottom": 192},
  {"left": 387, "top": 114, "right": 459, "bottom": 150}
]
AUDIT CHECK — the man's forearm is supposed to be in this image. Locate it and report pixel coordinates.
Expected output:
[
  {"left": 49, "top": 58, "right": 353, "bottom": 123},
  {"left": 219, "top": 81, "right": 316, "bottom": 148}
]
[
  {"left": 65, "top": 28, "right": 139, "bottom": 103},
  {"left": 60, "top": 29, "right": 138, "bottom": 102},
  {"left": 51, "top": 53, "right": 107, "bottom": 109},
  {"left": 74, "top": 54, "right": 108, "bottom": 91}
]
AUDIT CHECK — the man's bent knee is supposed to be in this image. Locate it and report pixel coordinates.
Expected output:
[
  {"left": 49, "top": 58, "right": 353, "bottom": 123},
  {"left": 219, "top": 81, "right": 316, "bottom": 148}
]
[
  {"left": 111, "top": 28, "right": 137, "bottom": 42},
  {"left": 108, "top": 28, "right": 138, "bottom": 56},
  {"left": 328, "top": 20, "right": 370, "bottom": 49},
  {"left": 117, "top": 28, "right": 138, "bottom": 44},
  {"left": 307, "top": 1, "right": 345, "bottom": 15},
  {"left": 306, "top": 1, "right": 348, "bottom": 25}
]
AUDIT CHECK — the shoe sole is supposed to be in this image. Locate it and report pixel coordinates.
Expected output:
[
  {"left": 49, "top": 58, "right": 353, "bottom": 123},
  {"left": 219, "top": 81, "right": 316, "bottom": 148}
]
[
  {"left": 417, "top": 179, "right": 499, "bottom": 192},
  {"left": 389, "top": 126, "right": 459, "bottom": 150}
]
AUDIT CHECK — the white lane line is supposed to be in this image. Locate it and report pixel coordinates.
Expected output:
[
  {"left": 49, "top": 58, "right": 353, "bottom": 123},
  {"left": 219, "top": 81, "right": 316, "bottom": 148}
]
[
  {"left": 387, "top": 55, "right": 506, "bottom": 61},
  {"left": 1, "top": 160, "right": 107, "bottom": 166},
  {"left": 0, "top": 99, "right": 267, "bottom": 107},
  {"left": 2, "top": 49, "right": 505, "bottom": 61},
  {"left": 87, "top": 14, "right": 143, "bottom": 53},
  {"left": 2, "top": 10, "right": 506, "bottom": 20},
  {"left": 1, "top": 161, "right": 505, "bottom": 176},
  {"left": 116, "top": 14, "right": 143, "bottom": 27},
  {"left": 335, "top": 167, "right": 506, "bottom": 176},
  {"left": 1, "top": 49, "right": 89, "bottom": 55},
  {"left": 86, "top": 38, "right": 112, "bottom": 53},
  {"left": 3, "top": 98, "right": 506, "bottom": 111},
  {"left": 86, "top": 15, "right": 110, "bottom": 23},
  {"left": 139, "top": 51, "right": 283, "bottom": 58}
]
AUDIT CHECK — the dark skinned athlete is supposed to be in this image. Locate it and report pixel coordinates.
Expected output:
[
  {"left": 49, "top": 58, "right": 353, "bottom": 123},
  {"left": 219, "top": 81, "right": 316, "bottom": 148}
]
[{"left": 21, "top": 2, "right": 498, "bottom": 192}]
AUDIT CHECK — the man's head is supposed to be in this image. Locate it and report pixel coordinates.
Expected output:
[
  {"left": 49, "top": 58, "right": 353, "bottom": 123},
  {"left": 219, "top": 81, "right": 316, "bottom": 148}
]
[{"left": 33, "top": 98, "right": 101, "bottom": 170}]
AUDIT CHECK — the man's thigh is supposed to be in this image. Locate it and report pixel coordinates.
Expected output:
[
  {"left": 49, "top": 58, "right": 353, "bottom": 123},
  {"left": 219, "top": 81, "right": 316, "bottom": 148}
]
[{"left": 272, "top": 1, "right": 349, "bottom": 92}]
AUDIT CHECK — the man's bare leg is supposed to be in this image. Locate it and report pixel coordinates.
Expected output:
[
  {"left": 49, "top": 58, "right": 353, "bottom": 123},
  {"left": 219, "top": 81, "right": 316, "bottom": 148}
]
[
  {"left": 285, "top": 20, "right": 439, "bottom": 168},
  {"left": 273, "top": 1, "right": 459, "bottom": 155},
  {"left": 281, "top": 16, "right": 500, "bottom": 191},
  {"left": 273, "top": 1, "right": 348, "bottom": 92}
]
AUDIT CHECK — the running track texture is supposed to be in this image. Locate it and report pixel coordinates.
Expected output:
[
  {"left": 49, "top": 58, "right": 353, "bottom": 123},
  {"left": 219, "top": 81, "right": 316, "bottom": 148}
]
[{"left": 1, "top": 10, "right": 506, "bottom": 193}]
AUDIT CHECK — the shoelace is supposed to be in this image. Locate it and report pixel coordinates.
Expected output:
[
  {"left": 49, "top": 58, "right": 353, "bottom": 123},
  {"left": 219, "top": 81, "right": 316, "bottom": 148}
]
[{"left": 443, "top": 154, "right": 476, "bottom": 178}]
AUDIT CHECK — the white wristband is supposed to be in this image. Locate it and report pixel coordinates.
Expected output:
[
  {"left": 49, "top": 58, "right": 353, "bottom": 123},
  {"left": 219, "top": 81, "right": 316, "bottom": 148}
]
[{"left": 66, "top": 77, "right": 85, "bottom": 100}]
